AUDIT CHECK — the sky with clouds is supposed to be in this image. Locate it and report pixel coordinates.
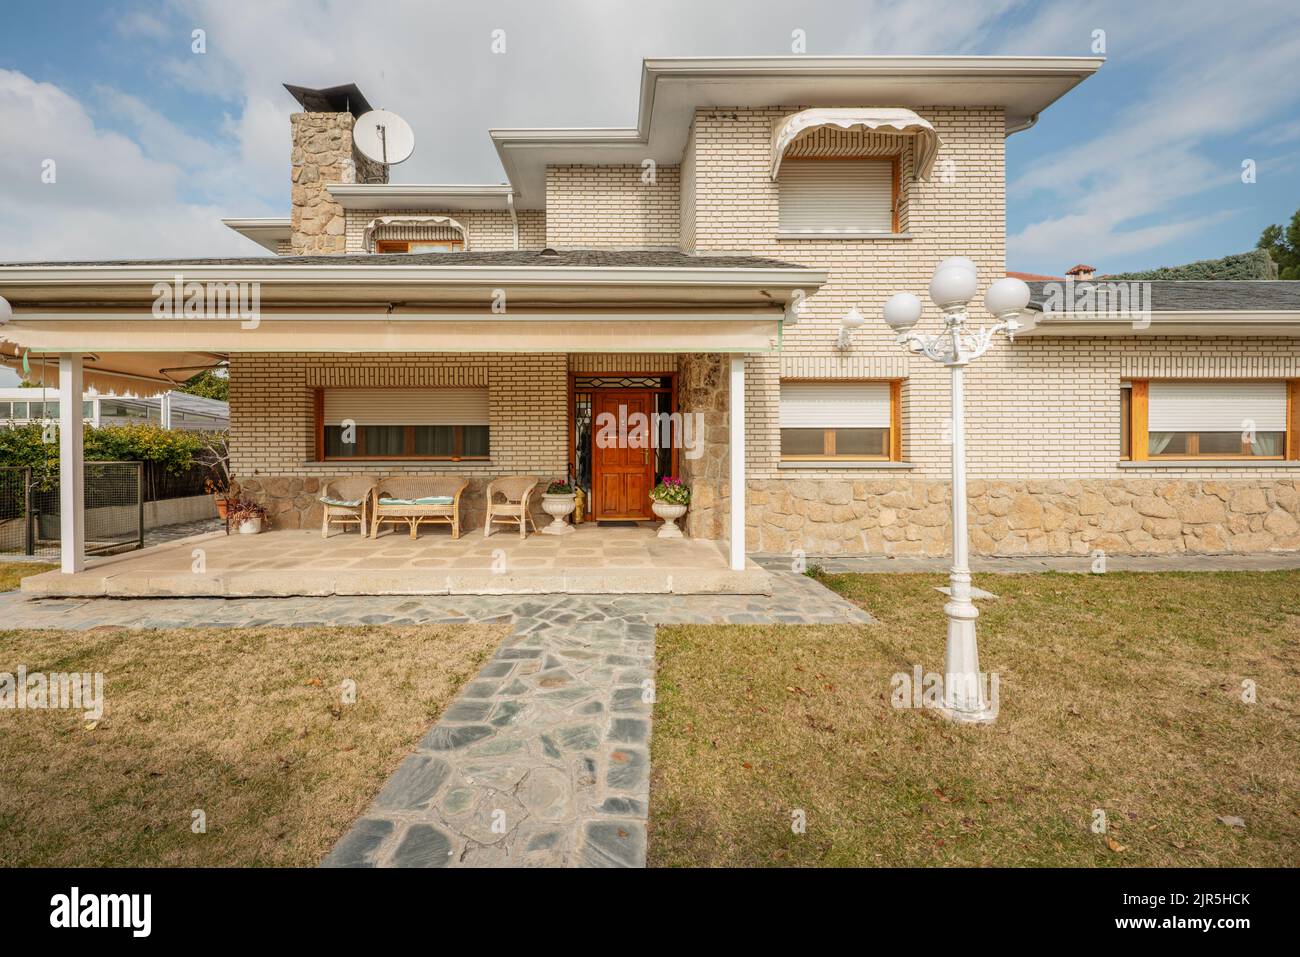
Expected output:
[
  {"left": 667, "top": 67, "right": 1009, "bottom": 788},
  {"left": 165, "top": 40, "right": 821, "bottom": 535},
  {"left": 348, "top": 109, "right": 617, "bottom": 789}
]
[{"left": 1, "top": 0, "right": 1298, "bottom": 276}]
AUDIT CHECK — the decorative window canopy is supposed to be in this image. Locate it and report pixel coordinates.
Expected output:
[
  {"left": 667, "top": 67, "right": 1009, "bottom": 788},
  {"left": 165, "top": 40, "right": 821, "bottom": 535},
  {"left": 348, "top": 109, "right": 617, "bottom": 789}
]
[
  {"left": 363, "top": 215, "right": 468, "bottom": 251},
  {"left": 770, "top": 108, "right": 941, "bottom": 181}
]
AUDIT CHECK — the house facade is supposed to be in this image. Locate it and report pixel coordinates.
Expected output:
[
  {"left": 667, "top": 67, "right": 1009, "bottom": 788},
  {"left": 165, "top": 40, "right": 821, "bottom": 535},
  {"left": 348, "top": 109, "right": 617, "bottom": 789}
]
[{"left": 4, "top": 56, "right": 1300, "bottom": 579}]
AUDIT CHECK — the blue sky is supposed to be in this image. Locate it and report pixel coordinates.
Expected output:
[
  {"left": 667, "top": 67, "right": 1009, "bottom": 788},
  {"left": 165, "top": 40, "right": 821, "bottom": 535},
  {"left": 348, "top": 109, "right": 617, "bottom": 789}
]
[{"left": 1, "top": 0, "right": 1298, "bottom": 275}]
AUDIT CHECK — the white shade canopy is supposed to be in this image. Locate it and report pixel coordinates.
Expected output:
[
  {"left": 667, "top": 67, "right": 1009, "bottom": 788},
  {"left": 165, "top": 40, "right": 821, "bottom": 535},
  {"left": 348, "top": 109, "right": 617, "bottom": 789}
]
[{"left": 771, "top": 108, "right": 942, "bottom": 181}]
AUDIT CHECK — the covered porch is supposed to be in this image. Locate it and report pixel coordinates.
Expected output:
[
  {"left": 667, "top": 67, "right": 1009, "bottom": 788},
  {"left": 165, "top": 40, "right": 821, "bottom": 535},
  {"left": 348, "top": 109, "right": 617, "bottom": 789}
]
[
  {"left": 0, "top": 250, "right": 824, "bottom": 592},
  {"left": 19, "top": 522, "right": 769, "bottom": 597}
]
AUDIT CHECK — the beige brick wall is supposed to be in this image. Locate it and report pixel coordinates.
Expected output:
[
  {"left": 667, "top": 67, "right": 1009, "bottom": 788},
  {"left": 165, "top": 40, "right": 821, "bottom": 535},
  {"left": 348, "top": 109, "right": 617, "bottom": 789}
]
[
  {"left": 343, "top": 207, "right": 545, "bottom": 253},
  {"left": 545, "top": 165, "right": 680, "bottom": 248}
]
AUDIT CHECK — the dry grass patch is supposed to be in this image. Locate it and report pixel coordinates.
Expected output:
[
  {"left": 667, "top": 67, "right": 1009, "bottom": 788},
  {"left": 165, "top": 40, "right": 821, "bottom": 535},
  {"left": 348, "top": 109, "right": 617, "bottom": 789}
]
[
  {"left": 649, "top": 570, "right": 1300, "bottom": 867},
  {"left": 0, "top": 562, "right": 57, "bottom": 592},
  {"left": 0, "top": 622, "right": 507, "bottom": 866}
]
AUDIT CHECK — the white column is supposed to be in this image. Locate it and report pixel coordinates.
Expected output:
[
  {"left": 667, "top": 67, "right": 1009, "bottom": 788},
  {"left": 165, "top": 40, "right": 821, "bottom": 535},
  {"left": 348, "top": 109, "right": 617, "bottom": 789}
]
[
  {"left": 728, "top": 354, "right": 746, "bottom": 571},
  {"left": 159, "top": 391, "right": 172, "bottom": 429},
  {"left": 58, "top": 353, "right": 85, "bottom": 573}
]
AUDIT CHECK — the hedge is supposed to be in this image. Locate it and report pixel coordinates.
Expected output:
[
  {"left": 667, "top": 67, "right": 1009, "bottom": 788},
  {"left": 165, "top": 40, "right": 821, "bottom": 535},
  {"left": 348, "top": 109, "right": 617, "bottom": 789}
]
[{"left": 1103, "top": 248, "right": 1278, "bottom": 281}]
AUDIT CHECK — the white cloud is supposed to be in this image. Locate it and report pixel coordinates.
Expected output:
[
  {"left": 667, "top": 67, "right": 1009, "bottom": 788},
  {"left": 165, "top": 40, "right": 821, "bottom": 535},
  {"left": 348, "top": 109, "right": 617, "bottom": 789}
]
[{"left": 0, "top": 69, "right": 264, "bottom": 262}]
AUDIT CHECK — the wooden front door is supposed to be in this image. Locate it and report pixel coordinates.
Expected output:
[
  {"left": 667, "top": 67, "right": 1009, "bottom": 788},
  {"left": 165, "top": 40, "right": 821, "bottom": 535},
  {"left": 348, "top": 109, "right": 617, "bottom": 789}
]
[{"left": 592, "top": 390, "right": 655, "bottom": 520}]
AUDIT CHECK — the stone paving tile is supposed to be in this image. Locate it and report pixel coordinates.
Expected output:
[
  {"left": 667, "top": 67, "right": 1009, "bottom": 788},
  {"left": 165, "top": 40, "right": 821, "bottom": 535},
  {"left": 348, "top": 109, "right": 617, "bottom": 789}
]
[
  {"left": 753, "top": 552, "right": 1300, "bottom": 574},
  {"left": 0, "top": 570, "right": 872, "bottom": 868}
]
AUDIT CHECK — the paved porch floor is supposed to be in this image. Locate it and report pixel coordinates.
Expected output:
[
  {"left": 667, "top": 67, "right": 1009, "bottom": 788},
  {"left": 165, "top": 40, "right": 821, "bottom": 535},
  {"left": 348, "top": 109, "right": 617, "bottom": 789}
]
[{"left": 21, "top": 523, "right": 770, "bottom": 598}]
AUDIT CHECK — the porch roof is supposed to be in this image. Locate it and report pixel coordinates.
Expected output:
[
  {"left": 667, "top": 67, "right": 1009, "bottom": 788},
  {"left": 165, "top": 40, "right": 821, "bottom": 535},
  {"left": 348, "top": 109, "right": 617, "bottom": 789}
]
[{"left": 0, "top": 249, "right": 823, "bottom": 392}]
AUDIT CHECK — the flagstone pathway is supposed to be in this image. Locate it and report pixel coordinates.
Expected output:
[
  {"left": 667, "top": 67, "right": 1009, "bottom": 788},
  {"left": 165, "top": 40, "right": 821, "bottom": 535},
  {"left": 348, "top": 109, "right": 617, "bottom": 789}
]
[{"left": 0, "top": 570, "right": 872, "bottom": 868}]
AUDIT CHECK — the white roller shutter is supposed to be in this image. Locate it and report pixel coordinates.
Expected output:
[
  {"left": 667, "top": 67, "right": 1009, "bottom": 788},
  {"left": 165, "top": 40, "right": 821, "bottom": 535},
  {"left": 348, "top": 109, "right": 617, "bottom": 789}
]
[
  {"left": 323, "top": 389, "right": 489, "bottom": 426},
  {"left": 1148, "top": 381, "right": 1286, "bottom": 432},
  {"left": 778, "top": 160, "right": 894, "bottom": 233},
  {"left": 780, "top": 382, "right": 891, "bottom": 429}
]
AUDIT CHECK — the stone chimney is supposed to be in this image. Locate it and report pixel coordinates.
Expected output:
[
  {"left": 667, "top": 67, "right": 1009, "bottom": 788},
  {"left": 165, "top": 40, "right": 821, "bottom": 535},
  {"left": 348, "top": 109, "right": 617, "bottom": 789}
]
[
  {"left": 285, "top": 83, "right": 388, "bottom": 256},
  {"left": 1065, "top": 263, "right": 1097, "bottom": 281}
]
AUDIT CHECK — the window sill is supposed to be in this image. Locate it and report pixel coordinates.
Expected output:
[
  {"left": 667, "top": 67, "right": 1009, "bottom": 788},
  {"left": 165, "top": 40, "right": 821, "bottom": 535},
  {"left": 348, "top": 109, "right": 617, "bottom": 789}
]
[
  {"left": 1119, "top": 459, "right": 1300, "bottom": 469},
  {"left": 778, "top": 460, "right": 914, "bottom": 470},
  {"left": 303, "top": 460, "right": 495, "bottom": 468},
  {"left": 776, "top": 230, "right": 913, "bottom": 241}
]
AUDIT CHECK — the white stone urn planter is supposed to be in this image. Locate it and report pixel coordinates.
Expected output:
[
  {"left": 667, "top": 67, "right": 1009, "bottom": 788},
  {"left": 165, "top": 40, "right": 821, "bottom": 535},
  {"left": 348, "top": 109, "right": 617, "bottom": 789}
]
[
  {"left": 541, "top": 493, "right": 577, "bottom": 535},
  {"left": 651, "top": 500, "right": 688, "bottom": 539},
  {"left": 236, "top": 515, "right": 263, "bottom": 535}
]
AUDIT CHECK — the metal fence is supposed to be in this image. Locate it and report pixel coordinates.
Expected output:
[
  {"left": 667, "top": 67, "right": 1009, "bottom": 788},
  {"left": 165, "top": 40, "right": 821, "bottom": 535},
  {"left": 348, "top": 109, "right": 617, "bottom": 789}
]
[{"left": 0, "top": 462, "right": 144, "bottom": 557}]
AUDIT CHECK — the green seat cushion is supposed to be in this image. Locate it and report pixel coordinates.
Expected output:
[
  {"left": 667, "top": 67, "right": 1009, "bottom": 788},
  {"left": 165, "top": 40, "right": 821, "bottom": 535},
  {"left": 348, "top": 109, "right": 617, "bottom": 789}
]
[
  {"left": 319, "top": 496, "right": 363, "bottom": 507},
  {"left": 378, "top": 495, "right": 454, "bottom": 506}
]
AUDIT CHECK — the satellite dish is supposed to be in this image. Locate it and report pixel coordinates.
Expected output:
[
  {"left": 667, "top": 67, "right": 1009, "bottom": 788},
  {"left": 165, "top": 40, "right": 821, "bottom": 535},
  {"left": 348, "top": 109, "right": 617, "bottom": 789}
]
[{"left": 353, "top": 109, "right": 414, "bottom": 165}]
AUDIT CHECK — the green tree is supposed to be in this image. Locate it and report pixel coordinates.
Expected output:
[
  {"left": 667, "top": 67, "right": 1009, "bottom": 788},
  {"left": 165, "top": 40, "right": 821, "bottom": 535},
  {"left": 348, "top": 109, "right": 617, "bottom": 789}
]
[
  {"left": 179, "top": 368, "right": 229, "bottom": 402},
  {"left": 1257, "top": 207, "right": 1300, "bottom": 279}
]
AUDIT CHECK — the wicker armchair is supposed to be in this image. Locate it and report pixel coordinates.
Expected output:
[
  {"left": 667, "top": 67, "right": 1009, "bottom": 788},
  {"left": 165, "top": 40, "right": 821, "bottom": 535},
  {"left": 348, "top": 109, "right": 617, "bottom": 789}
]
[
  {"left": 483, "top": 476, "right": 539, "bottom": 539},
  {"left": 370, "top": 476, "right": 469, "bottom": 540},
  {"left": 318, "top": 475, "right": 377, "bottom": 538}
]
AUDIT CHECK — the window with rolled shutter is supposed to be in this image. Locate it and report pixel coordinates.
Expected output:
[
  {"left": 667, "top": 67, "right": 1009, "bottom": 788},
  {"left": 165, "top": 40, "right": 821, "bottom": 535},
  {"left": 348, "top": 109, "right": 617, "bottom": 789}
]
[
  {"left": 779, "top": 381, "right": 897, "bottom": 459},
  {"left": 778, "top": 159, "right": 896, "bottom": 234},
  {"left": 318, "top": 388, "right": 490, "bottom": 460},
  {"left": 1133, "top": 380, "right": 1291, "bottom": 459}
]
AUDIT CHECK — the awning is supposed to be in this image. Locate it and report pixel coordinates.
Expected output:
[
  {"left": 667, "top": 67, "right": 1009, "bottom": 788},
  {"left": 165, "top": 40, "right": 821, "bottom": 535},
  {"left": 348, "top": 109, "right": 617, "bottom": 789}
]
[
  {"left": 0, "top": 311, "right": 785, "bottom": 361},
  {"left": 770, "top": 108, "right": 941, "bottom": 180},
  {"left": 362, "top": 215, "right": 468, "bottom": 251},
  {"left": 0, "top": 341, "right": 222, "bottom": 397}
]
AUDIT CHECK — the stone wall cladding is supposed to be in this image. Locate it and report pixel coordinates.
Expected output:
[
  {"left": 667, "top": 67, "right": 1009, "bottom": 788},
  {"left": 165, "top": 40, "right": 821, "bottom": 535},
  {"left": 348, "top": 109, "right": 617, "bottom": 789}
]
[
  {"left": 676, "top": 353, "right": 729, "bottom": 540},
  {"left": 545, "top": 165, "right": 680, "bottom": 248},
  {"left": 290, "top": 112, "right": 387, "bottom": 255},
  {"left": 748, "top": 477, "right": 1300, "bottom": 557},
  {"left": 343, "top": 207, "right": 546, "bottom": 253}
]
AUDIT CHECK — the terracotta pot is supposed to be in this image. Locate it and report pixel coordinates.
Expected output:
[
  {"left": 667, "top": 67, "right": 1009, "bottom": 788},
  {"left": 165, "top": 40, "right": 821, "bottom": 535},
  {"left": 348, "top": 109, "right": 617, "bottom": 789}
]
[{"left": 215, "top": 498, "right": 235, "bottom": 519}]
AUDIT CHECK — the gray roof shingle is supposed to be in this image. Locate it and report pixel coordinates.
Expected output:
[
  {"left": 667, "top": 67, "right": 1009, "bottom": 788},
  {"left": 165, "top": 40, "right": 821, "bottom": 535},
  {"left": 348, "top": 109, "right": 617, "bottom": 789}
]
[
  {"left": 1, "top": 248, "right": 809, "bottom": 270},
  {"left": 1027, "top": 280, "right": 1300, "bottom": 313}
]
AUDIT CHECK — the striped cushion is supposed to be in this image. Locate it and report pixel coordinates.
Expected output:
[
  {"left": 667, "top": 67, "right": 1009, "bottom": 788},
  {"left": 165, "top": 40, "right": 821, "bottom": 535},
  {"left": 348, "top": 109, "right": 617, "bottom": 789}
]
[{"left": 378, "top": 496, "right": 454, "bottom": 506}]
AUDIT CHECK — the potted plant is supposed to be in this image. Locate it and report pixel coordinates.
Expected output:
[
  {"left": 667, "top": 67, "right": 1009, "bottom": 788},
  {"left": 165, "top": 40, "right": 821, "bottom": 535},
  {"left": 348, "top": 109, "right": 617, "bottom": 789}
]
[
  {"left": 540, "top": 480, "right": 577, "bottom": 535},
  {"left": 203, "top": 436, "right": 236, "bottom": 519},
  {"left": 228, "top": 499, "right": 268, "bottom": 535},
  {"left": 649, "top": 476, "right": 690, "bottom": 539}
]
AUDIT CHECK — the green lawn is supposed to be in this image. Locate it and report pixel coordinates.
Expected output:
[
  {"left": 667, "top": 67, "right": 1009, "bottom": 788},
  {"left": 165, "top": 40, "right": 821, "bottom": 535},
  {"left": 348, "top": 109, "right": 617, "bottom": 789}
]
[{"left": 648, "top": 570, "right": 1300, "bottom": 867}]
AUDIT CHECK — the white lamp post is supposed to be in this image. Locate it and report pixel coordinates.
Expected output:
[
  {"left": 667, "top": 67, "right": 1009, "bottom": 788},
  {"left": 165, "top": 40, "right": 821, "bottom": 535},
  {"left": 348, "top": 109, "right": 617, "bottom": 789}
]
[{"left": 882, "top": 264, "right": 1030, "bottom": 724}]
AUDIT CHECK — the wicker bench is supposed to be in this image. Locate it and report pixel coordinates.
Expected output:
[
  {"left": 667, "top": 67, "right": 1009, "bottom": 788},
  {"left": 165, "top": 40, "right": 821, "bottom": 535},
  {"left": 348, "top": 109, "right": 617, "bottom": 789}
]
[{"left": 370, "top": 476, "right": 468, "bottom": 540}]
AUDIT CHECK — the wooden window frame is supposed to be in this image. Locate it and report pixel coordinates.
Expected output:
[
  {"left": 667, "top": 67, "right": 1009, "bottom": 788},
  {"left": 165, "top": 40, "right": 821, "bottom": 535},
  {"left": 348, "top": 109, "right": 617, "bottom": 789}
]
[
  {"left": 374, "top": 239, "right": 464, "bottom": 254},
  {"left": 1126, "top": 378, "right": 1297, "bottom": 462},
  {"left": 779, "top": 378, "right": 903, "bottom": 463},
  {"left": 313, "top": 387, "right": 489, "bottom": 462},
  {"left": 777, "top": 156, "right": 902, "bottom": 234}
]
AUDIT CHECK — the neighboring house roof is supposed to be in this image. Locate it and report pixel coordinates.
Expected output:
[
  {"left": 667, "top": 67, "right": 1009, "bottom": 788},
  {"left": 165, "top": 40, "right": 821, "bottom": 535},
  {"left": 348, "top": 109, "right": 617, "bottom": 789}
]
[
  {"left": 1007, "top": 270, "right": 1062, "bottom": 281},
  {"left": 1064, "top": 264, "right": 1096, "bottom": 275},
  {"left": 490, "top": 55, "right": 1104, "bottom": 207}
]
